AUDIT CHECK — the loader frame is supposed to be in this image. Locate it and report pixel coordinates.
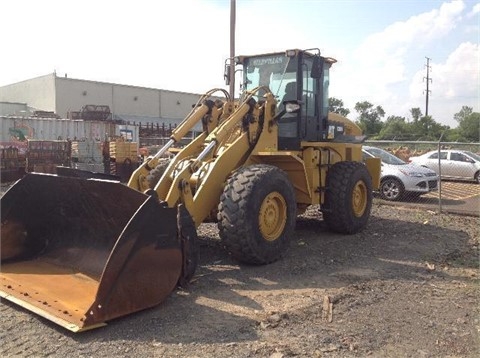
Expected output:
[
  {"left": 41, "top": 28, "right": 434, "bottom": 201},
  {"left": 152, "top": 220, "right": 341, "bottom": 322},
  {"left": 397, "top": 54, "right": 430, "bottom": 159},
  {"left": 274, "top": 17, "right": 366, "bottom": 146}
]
[{"left": 0, "top": 48, "right": 380, "bottom": 332}]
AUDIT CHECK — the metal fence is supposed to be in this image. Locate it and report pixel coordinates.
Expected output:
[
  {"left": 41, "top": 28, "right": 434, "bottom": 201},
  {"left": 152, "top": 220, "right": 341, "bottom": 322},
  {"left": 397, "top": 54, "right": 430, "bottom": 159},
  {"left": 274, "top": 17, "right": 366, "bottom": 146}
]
[
  {"left": 365, "top": 140, "right": 480, "bottom": 216},
  {"left": 1, "top": 135, "right": 478, "bottom": 216}
]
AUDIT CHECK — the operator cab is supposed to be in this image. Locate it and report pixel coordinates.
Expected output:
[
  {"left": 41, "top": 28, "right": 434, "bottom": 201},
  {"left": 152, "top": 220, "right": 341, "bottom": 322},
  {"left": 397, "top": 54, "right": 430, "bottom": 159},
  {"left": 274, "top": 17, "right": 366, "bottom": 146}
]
[{"left": 234, "top": 49, "right": 336, "bottom": 150}]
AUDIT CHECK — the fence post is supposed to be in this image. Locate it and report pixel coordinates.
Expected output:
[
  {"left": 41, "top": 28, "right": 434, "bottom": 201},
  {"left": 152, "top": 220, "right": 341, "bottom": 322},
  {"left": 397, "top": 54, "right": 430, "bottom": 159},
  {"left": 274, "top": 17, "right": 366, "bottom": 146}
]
[{"left": 437, "top": 132, "right": 444, "bottom": 213}]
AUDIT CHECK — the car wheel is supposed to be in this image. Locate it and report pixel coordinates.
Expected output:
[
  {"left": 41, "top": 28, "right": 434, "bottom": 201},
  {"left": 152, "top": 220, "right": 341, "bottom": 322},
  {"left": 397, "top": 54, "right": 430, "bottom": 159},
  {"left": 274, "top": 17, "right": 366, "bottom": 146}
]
[
  {"left": 475, "top": 171, "right": 480, "bottom": 184},
  {"left": 380, "top": 178, "right": 404, "bottom": 201}
]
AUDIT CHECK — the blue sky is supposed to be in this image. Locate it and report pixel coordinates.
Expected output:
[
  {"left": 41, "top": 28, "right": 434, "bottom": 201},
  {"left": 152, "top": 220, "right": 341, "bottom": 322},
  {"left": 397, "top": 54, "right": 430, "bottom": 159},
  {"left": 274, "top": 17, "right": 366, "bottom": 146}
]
[{"left": 0, "top": 0, "right": 478, "bottom": 127}]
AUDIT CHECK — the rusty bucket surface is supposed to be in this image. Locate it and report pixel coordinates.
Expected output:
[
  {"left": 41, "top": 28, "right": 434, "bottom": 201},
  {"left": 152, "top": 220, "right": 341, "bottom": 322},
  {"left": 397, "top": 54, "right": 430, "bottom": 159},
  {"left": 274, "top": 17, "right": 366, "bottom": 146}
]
[{"left": 1, "top": 173, "right": 183, "bottom": 332}]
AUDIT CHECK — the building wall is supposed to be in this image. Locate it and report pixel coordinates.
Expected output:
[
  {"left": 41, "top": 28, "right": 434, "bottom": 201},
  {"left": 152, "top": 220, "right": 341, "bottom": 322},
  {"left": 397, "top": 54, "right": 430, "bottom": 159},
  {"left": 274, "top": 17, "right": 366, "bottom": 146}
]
[
  {"left": 54, "top": 76, "right": 201, "bottom": 121},
  {"left": 55, "top": 77, "right": 114, "bottom": 117},
  {"left": 0, "top": 73, "right": 206, "bottom": 131},
  {"left": 111, "top": 84, "right": 160, "bottom": 118},
  {"left": 0, "top": 102, "right": 30, "bottom": 117},
  {"left": 0, "top": 74, "right": 56, "bottom": 113},
  {"left": 161, "top": 90, "right": 200, "bottom": 119},
  {"left": 0, "top": 74, "right": 204, "bottom": 123}
]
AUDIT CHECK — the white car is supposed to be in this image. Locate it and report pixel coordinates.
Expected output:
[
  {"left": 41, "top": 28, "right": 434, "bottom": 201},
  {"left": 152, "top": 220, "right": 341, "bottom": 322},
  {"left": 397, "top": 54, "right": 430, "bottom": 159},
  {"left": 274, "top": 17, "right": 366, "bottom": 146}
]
[
  {"left": 362, "top": 146, "right": 439, "bottom": 201},
  {"left": 409, "top": 149, "right": 480, "bottom": 184}
]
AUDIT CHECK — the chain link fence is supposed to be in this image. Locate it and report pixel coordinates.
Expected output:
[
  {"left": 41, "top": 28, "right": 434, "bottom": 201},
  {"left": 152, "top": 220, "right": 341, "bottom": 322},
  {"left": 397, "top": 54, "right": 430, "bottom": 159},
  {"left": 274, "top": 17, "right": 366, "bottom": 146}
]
[{"left": 365, "top": 140, "right": 480, "bottom": 216}]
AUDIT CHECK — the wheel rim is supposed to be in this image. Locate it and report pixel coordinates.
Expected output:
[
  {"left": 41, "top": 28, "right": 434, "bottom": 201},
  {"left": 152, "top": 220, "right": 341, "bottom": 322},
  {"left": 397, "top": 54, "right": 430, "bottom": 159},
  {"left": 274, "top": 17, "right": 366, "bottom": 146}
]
[
  {"left": 258, "top": 192, "right": 287, "bottom": 241},
  {"left": 381, "top": 180, "right": 399, "bottom": 200},
  {"left": 352, "top": 180, "right": 368, "bottom": 217}
]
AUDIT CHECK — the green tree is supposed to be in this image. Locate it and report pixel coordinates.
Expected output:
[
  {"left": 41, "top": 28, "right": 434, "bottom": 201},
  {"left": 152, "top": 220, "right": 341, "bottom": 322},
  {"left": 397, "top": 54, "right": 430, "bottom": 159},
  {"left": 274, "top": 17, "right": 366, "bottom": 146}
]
[
  {"left": 410, "top": 115, "right": 448, "bottom": 140},
  {"left": 329, "top": 97, "right": 350, "bottom": 117},
  {"left": 410, "top": 107, "right": 422, "bottom": 122},
  {"left": 454, "top": 106, "right": 473, "bottom": 122},
  {"left": 454, "top": 106, "right": 480, "bottom": 142},
  {"left": 378, "top": 116, "right": 411, "bottom": 140},
  {"left": 354, "top": 101, "right": 385, "bottom": 138},
  {"left": 404, "top": 108, "right": 450, "bottom": 140}
]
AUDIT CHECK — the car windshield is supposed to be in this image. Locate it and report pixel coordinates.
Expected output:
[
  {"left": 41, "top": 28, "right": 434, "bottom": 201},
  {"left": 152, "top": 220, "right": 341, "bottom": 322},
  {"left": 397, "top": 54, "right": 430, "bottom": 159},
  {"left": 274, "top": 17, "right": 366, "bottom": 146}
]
[
  {"left": 364, "top": 147, "right": 406, "bottom": 165},
  {"left": 464, "top": 151, "right": 480, "bottom": 162}
]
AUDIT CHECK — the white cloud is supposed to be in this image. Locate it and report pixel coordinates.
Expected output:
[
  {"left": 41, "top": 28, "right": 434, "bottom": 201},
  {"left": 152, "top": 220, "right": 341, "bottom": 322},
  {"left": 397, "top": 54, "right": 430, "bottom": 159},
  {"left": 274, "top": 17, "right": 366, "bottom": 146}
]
[
  {"left": 467, "top": 2, "right": 480, "bottom": 17},
  {"left": 331, "top": 0, "right": 469, "bottom": 124},
  {"left": 354, "top": 0, "right": 464, "bottom": 83},
  {"left": 410, "top": 42, "right": 479, "bottom": 125},
  {"left": 0, "top": 0, "right": 230, "bottom": 91},
  {"left": 434, "top": 42, "right": 479, "bottom": 98},
  {"left": 1, "top": 0, "right": 477, "bottom": 128}
]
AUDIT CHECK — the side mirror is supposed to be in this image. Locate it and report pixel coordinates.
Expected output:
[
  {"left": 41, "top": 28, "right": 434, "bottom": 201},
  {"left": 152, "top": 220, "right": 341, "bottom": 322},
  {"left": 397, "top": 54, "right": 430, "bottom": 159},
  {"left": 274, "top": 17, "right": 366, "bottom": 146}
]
[
  {"left": 311, "top": 56, "right": 323, "bottom": 79},
  {"left": 224, "top": 64, "right": 230, "bottom": 85}
]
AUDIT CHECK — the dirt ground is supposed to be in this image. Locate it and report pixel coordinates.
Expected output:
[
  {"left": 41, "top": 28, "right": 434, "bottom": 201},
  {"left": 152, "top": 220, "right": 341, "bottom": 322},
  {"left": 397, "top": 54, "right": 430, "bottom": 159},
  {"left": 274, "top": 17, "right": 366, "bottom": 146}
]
[{"left": 1, "top": 199, "right": 479, "bottom": 357}]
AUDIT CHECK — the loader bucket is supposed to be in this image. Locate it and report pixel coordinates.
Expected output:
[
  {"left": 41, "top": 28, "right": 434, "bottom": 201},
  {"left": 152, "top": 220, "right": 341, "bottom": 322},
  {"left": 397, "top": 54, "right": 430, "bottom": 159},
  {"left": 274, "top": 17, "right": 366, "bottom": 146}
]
[{"left": 0, "top": 173, "right": 183, "bottom": 332}]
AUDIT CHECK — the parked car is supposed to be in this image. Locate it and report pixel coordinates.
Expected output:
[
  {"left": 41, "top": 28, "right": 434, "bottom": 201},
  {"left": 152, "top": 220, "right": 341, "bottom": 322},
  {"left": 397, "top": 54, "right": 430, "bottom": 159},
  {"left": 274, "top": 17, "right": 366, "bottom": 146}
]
[
  {"left": 409, "top": 149, "right": 480, "bottom": 184},
  {"left": 362, "top": 146, "right": 439, "bottom": 201}
]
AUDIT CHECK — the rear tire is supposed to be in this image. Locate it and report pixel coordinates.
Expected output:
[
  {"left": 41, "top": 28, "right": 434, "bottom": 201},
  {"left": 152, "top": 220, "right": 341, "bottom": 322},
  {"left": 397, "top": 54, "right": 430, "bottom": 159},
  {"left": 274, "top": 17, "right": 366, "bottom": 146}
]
[
  {"left": 323, "top": 161, "right": 373, "bottom": 234},
  {"left": 217, "top": 164, "right": 297, "bottom": 264}
]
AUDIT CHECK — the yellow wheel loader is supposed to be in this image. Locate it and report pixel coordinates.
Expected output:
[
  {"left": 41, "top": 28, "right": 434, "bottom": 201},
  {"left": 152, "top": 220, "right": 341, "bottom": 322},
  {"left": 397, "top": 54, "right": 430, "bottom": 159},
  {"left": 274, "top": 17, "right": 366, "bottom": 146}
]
[{"left": 0, "top": 48, "right": 380, "bottom": 332}]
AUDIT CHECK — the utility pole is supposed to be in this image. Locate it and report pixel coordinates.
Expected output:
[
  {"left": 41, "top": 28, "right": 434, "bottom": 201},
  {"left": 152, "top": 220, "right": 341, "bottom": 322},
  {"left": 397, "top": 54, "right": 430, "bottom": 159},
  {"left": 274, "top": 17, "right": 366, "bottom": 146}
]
[
  {"left": 423, "top": 57, "right": 432, "bottom": 117},
  {"left": 229, "top": 0, "right": 236, "bottom": 98}
]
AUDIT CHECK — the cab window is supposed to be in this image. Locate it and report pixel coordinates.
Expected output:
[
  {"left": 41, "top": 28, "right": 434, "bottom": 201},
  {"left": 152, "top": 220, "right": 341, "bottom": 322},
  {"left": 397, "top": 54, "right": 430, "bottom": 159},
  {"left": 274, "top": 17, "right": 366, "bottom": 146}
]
[
  {"left": 451, "top": 152, "right": 468, "bottom": 162},
  {"left": 429, "top": 152, "right": 447, "bottom": 160}
]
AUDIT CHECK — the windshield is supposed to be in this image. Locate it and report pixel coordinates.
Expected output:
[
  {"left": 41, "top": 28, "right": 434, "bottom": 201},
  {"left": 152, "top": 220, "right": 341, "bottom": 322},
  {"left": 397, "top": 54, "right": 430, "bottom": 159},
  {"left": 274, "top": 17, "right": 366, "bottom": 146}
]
[
  {"left": 364, "top": 147, "right": 406, "bottom": 165},
  {"left": 243, "top": 54, "right": 297, "bottom": 100}
]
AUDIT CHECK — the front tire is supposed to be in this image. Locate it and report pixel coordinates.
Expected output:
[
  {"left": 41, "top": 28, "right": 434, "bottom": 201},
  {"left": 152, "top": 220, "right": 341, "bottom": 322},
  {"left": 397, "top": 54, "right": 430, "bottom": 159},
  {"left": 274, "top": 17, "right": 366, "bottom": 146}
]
[
  {"left": 147, "top": 158, "right": 171, "bottom": 189},
  {"left": 323, "top": 161, "right": 373, "bottom": 234},
  {"left": 379, "top": 178, "right": 404, "bottom": 201},
  {"left": 217, "top": 164, "right": 297, "bottom": 264}
]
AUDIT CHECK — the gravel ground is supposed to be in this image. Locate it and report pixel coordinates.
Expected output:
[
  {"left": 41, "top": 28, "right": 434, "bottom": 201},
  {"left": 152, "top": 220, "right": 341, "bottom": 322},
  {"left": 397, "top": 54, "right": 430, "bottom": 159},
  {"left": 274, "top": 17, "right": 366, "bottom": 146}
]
[{"left": 1, "top": 182, "right": 479, "bottom": 357}]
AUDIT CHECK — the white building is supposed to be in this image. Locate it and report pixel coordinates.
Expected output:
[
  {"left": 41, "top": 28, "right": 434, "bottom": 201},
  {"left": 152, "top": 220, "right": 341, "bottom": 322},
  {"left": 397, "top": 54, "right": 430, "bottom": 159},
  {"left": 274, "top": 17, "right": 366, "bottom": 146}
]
[{"left": 0, "top": 73, "right": 204, "bottom": 129}]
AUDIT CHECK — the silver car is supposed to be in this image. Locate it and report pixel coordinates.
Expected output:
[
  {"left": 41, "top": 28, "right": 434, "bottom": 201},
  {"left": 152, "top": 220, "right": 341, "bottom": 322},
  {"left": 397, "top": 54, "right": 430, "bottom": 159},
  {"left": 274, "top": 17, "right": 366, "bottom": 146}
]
[
  {"left": 409, "top": 149, "right": 480, "bottom": 184},
  {"left": 362, "top": 146, "right": 439, "bottom": 201}
]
